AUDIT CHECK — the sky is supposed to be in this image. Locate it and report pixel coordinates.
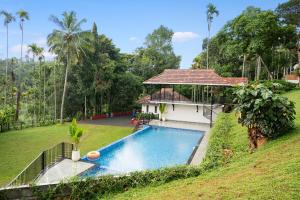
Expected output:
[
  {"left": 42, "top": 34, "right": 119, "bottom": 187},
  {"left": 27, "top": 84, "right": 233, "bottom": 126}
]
[{"left": 0, "top": 0, "right": 286, "bottom": 68}]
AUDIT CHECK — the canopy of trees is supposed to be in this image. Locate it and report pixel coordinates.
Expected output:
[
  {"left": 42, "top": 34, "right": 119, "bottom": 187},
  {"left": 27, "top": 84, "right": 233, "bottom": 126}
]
[
  {"left": 0, "top": 10, "right": 181, "bottom": 124},
  {"left": 192, "top": 6, "right": 299, "bottom": 81}
]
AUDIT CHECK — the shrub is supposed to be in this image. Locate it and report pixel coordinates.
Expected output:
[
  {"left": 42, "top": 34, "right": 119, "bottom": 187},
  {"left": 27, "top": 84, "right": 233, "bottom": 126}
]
[
  {"left": 255, "top": 80, "right": 297, "bottom": 93},
  {"left": 201, "top": 113, "right": 234, "bottom": 169},
  {"left": 31, "top": 165, "right": 204, "bottom": 199},
  {"left": 234, "top": 83, "right": 295, "bottom": 150},
  {"left": 136, "top": 112, "right": 159, "bottom": 120}
]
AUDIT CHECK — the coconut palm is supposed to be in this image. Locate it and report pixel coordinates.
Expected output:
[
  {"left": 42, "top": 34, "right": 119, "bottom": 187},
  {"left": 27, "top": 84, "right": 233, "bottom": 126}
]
[
  {"left": 0, "top": 10, "right": 15, "bottom": 105},
  {"left": 47, "top": 11, "right": 89, "bottom": 123},
  {"left": 206, "top": 3, "right": 219, "bottom": 69},
  {"left": 16, "top": 9, "right": 29, "bottom": 64}
]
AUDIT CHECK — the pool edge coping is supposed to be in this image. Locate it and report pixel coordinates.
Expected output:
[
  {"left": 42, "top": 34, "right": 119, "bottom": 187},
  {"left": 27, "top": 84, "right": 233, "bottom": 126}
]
[{"left": 186, "top": 130, "right": 206, "bottom": 165}]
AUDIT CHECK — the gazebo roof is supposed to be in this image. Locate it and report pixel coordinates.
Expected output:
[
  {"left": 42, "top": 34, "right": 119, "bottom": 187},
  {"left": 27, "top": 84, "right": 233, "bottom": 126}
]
[{"left": 143, "top": 69, "right": 248, "bottom": 86}]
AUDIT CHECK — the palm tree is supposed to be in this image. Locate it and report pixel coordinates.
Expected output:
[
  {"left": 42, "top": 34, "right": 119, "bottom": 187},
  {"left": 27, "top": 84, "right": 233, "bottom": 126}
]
[
  {"left": 47, "top": 11, "right": 89, "bottom": 123},
  {"left": 27, "top": 43, "right": 40, "bottom": 121},
  {"left": 35, "top": 47, "right": 44, "bottom": 120},
  {"left": 16, "top": 10, "right": 29, "bottom": 64},
  {"left": 27, "top": 43, "right": 39, "bottom": 62},
  {"left": 36, "top": 48, "right": 46, "bottom": 120},
  {"left": 206, "top": 3, "right": 219, "bottom": 69},
  {"left": 0, "top": 11, "right": 15, "bottom": 105}
]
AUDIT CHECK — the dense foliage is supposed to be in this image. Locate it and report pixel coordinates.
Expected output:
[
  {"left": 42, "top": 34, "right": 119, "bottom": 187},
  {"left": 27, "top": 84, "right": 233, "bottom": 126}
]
[
  {"left": 192, "top": 6, "right": 299, "bottom": 80},
  {"left": 234, "top": 83, "right": 295, "bottom": 150},
  {"left": 0, "top": 11, "right": 180, "bottom": 126}
]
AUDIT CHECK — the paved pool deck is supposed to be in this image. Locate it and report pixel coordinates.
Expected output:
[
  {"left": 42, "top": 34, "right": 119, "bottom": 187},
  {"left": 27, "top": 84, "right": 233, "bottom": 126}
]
[
  {"left": 79, "top": 116, "right": 134, "bottom": 127},
  {"left": 36, "top": 159, "right": 94, "bottom": 185},
  {"left": 149, "top": 120, "right": 211, "bottom": 165}
]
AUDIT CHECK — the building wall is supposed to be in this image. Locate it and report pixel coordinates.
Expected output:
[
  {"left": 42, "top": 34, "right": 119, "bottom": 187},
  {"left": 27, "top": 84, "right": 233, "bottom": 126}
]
[
  {"left": 142, "top": 104, "right": 159, "bottom": 114},
  {"left": 142, "top": 103, "right": 222, "bottom": 124}
]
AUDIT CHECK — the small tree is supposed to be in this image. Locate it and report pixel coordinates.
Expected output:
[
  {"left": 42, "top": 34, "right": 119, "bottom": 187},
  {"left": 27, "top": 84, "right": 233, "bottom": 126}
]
[
  {"left": 234, "top": 83, "right": 295, "bottom": 151},
  {"left": 69, "top": 119, "right": 83, "bottom": 151}
]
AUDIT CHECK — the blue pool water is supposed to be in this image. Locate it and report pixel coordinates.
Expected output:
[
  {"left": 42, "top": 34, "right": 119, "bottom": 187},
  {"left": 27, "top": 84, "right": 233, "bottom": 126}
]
[{"left": 81, "top": 126, "right": 204, "bottom": 177}]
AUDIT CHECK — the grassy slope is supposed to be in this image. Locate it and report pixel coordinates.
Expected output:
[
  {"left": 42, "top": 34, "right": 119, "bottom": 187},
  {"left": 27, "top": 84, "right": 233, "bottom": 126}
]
[
  {"left": 111, "top": 90, "right": 300, "bottom": 200},
  {"left": 0, "top": 123, "right": 132, "bottom": 186}
]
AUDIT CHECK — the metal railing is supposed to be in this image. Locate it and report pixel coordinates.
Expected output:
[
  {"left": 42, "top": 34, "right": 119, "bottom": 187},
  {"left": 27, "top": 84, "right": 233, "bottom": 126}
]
[{"left": 7, "top": 142, "right": 73, "bottom": 187}]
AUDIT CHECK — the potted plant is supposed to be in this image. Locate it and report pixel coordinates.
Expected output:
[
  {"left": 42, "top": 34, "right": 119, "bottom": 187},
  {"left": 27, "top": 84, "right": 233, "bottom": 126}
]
[
  {"left": 69, "top": 119, "right": 83, "bottom": 161},
  {"left": 159, "top": 103, "right": 167, "bottom": 121}
]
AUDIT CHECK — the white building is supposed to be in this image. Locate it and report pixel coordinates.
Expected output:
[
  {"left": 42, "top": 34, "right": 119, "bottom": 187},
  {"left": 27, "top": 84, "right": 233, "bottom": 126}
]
[{"left": 138, "top": 69, "right": 247, "bottom": 126}]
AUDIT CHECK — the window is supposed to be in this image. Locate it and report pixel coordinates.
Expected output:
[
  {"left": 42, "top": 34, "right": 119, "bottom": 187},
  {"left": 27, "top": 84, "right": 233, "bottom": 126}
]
[
  {"left": 146, "top": 105, "right": 149, "bottom": 113},
  {"left": 154, "top": 106, "right": 157, "bottom": 113}
]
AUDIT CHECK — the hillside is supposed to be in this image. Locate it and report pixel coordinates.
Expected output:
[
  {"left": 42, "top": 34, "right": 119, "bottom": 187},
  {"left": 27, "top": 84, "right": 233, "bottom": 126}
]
[{"left": 110, "top": 90, "right": 300, "bottom": 200}]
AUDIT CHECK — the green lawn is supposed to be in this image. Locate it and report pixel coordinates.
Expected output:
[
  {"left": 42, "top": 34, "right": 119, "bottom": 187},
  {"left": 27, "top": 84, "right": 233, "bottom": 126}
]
[
  {"left": 110, "top": 90, "right": 300, "bottom": 200},
  {"left": 0, "top": 123, "right": 133, "bottom": 187}
]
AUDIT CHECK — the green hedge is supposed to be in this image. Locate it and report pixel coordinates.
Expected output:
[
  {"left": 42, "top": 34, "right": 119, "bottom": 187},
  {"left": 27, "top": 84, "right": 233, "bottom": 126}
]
[{"left": 32, "top": 166, "right": 204, "bottom": 199}]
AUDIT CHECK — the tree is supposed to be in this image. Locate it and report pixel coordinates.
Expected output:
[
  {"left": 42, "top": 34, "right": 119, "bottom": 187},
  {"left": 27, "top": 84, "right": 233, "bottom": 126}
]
[
  {"left": 27, "top": 43, "right": 40, "bottom": 120},
  {"left": 193, "top": 6, "right": 298, "bottom": 80},
  {"left": 132, "top": 25, "right": 181, "bottom": 80},
  {"left": 47, "top": 11, "right": 90, "bottom": 123},
  {"left": 15, "top": 9, "right": 29, "bottom": 121},
  {"left": 0, "top": 11, "right": 15, "bottom": 105},
  {"left": 234, "top": 83, "right": 295, "bottom": 151},
  {"left": 206, "top": 3, "right": 219, "bottom": 68},
  {"left": 16, "top": 10, "right": 29, "bottom": 64},
  {"left": 276, "top": 0, "right": 300, "bottom": 65}
]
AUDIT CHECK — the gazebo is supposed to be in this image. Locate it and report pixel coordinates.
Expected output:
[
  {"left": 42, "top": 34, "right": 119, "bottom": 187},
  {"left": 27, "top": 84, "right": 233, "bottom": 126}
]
[{"left": 139, "top": 69, "right": 247, "bottom": 126}]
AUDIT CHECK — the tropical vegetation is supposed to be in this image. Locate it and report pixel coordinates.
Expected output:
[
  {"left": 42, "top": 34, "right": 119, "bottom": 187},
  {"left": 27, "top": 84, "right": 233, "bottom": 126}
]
[{"left": 234, "top": 83, "right": 295, "bottom": 150}]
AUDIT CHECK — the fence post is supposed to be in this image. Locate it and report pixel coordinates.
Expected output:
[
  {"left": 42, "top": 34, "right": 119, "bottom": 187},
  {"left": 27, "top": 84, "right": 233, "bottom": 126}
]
[
  {"left": 41, "top": 151, "right": 45, "bottom": 171},
  {"left": 62, "top": 142, "right": 65, "bottom": 159}
]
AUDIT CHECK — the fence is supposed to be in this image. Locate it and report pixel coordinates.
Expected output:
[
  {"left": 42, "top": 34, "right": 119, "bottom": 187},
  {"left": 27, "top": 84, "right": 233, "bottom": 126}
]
[
  {"left": 7, "top": 142, "right": 73, "bottom": 187},
  {"left": 91, "top": 111, "right": 132, "bottom": 120},
  {"left": 0, "top": 120, "right": 57, "bottom": 133}
]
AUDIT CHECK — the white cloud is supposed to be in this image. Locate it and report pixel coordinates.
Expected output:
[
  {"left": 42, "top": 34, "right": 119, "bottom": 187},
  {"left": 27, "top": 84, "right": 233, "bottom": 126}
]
[
  {"left": 35, "top": 37, "right": 47, "bottom": 46},
  {"left": 43, "top": 50, "right": 55, "bottom": 60},
  {"left": 10, "top": 44, "right": 29, "bottom": 54},
  {"left": 129, "top": 36, "right": 139, "bottom": 41},
  {"left": 172, "top": 32, "right": 199, "bottom": 43},
  {"left": 9, "top": 43, "right": 55, "bottom": 60}
]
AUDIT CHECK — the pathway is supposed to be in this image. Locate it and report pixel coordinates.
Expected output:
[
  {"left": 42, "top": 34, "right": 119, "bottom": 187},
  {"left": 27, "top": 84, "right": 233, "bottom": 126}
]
[{"left": 36, "top": 159, "right": 94, "bottom": 185}]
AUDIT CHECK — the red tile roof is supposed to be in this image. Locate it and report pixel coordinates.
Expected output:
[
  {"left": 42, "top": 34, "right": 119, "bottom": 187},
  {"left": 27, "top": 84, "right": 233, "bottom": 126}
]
[
  {"left": 143, "top": 69, "right": 248, "bottom": 86},
  {"left": 137, "top": 88, "right": 191, "bottom": 104}
]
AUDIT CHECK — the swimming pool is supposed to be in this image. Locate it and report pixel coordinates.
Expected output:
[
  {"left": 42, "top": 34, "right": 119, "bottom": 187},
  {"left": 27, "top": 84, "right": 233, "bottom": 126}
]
[{"left": 81, "top": 126, "right": 204, "bottom": 177}]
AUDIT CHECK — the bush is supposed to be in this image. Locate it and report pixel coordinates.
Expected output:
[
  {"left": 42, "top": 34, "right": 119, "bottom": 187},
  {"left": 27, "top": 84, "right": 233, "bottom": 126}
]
[
  {"left": 255, "top": 80, "right": 297, "bottom": 93},
  {"left": 234, "top": 83, "right": 295, "bottom": 150},
  {"left": 201, "top": 113, "right": 234, "bottom": 169},
  {"left": 136, "top": 112, "right": 159, "bottom": 120},
  {"left": 32, "top": 166, "right": 204, "bottom": 199}
]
